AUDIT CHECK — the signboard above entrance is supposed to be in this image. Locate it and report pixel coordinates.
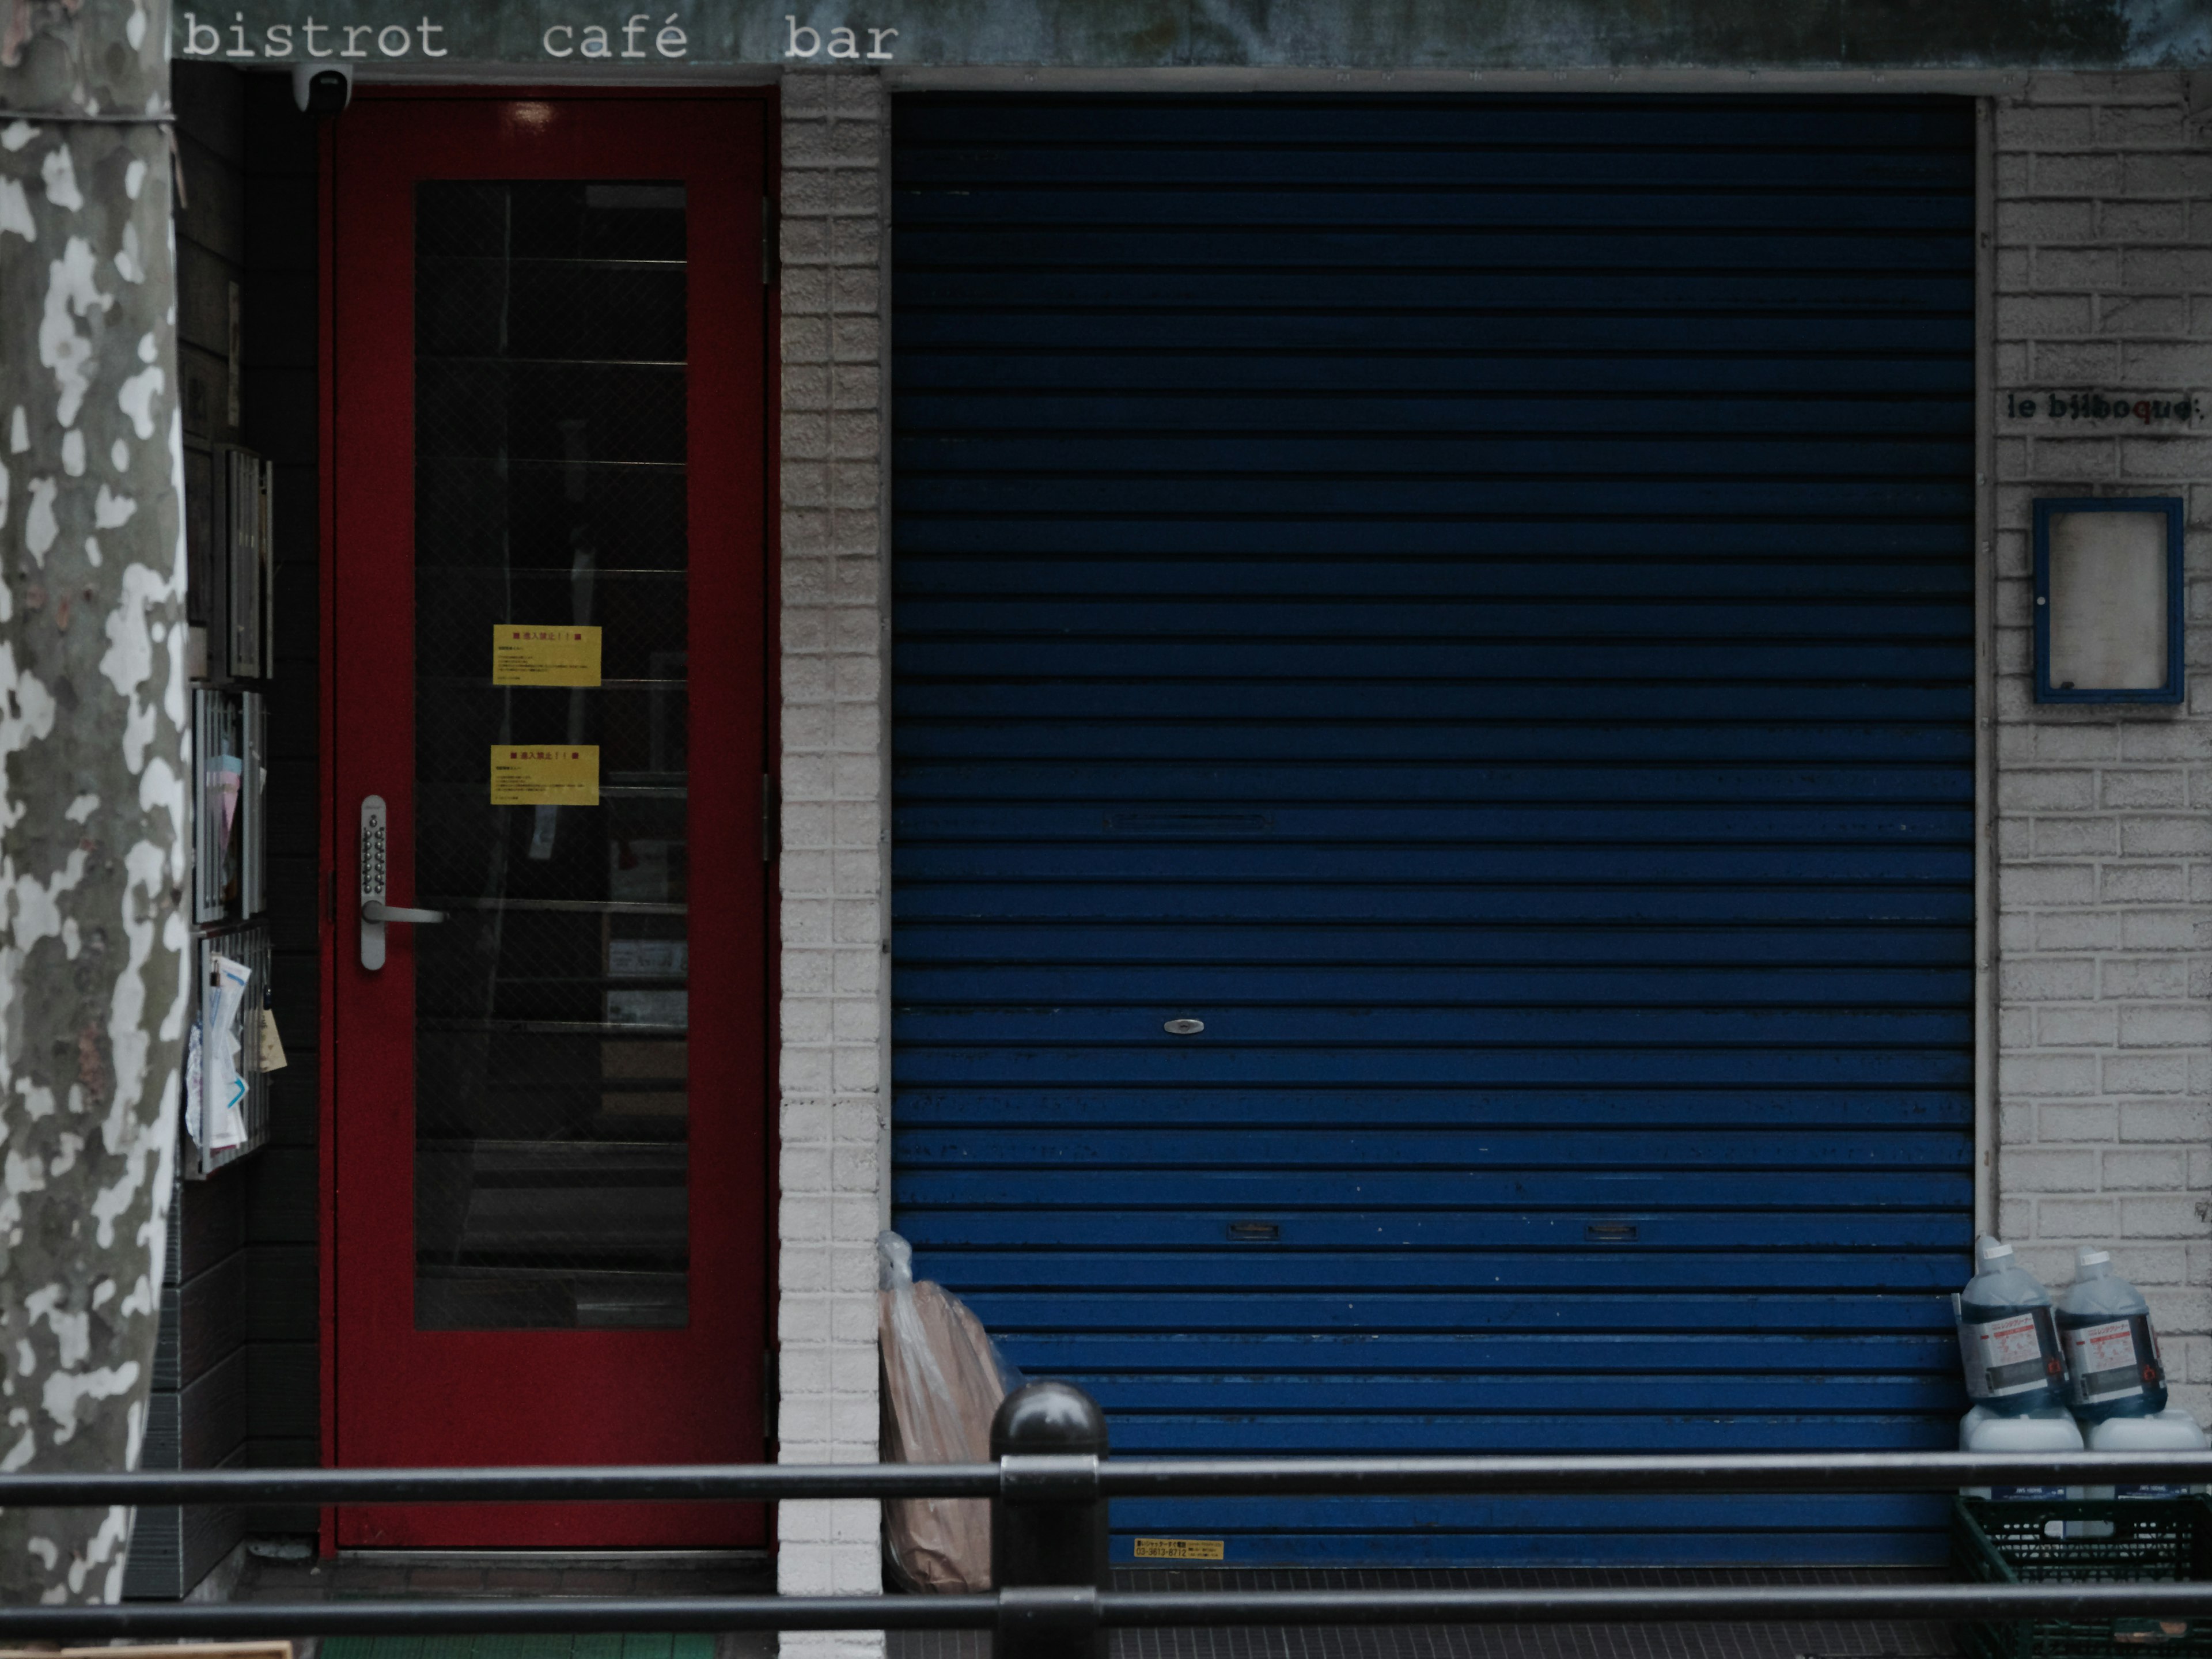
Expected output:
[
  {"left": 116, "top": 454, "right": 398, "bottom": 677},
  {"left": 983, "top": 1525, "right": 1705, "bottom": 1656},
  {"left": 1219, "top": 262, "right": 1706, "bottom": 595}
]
[{"left": 173, "top": 0, "right": 2208, "bottom": 69}]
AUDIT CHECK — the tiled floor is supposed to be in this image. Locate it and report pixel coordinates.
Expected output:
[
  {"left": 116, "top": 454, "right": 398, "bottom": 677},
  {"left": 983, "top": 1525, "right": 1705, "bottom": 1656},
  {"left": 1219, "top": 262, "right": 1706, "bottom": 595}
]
[
  {"left": 322, "top": 1639, "right": 718, "bottom": 1659},
  {"left": 229, "top": 1546, "right": 776, "bottom": 1659},
  {"left": 234, "top": 1548, "right": 776, "bottom": 1602}
]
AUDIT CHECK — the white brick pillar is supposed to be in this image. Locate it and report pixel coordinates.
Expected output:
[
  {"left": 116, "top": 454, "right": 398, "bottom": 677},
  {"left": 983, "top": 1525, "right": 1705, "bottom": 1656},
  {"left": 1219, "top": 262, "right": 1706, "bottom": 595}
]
[
  {"left": 1993, "top": 71, "right": 2212, "bottom": 1416},
  {"left": 777, "top": 66, "right": 891, "bottom": 1655}
]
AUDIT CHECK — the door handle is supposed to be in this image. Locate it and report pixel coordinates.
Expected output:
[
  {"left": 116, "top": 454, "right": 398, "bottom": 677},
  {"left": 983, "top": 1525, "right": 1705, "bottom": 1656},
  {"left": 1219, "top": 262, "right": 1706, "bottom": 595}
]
[
  {"left": 362, "top": 900, "right": 446, "bottom": 926},
  {"left": 359, "top": 795, "right": 443, "bottom": 969}
]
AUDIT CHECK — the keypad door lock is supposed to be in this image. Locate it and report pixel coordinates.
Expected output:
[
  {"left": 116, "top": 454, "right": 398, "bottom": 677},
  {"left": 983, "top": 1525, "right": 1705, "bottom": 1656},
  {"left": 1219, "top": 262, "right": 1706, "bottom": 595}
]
[{"left": 359, "top": 794, "right": 446, "bottom": 969}]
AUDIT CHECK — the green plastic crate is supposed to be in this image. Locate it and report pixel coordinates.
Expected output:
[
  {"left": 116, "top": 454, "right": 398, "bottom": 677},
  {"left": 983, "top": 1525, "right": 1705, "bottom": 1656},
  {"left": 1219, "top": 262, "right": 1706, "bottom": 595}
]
[{"left": 1954, "top": 1495, "right": 2212, "bottom": 1659}]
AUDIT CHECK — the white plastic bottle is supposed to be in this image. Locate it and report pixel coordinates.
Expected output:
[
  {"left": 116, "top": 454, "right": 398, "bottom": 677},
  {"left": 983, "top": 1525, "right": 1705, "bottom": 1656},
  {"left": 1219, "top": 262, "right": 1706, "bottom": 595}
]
[
  {"left": 1960, "top": 1400, "right": 2086, "bottom": 1501},
  {"left": 2082, "top": 1406, "right": 2209, "bottom": 1501},
  {"left": 2057, "top": 1246, "right": 2168, "bottom": 1423},
  {"left": 1956, "top": 1236, "right": 2068, "bottom": 1414}
]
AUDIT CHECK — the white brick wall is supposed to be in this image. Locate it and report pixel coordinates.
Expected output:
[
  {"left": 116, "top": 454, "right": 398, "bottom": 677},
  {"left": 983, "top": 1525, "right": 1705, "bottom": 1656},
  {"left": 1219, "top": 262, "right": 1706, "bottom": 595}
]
[
  {"left": 778, "top": 66, "right": 890, "bottom": 1654},
  {"left": 1995, "top": 72, "right": 2212, "bottom": 1415}
]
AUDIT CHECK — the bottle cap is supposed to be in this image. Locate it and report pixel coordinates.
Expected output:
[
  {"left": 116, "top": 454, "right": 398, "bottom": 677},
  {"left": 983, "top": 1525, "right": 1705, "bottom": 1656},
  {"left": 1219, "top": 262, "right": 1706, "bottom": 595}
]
[
  {"left": 1977, "top": 1234, "right": 2014, "bottom": 1264},
  {"left": 2077, "top": 1246, "right": 2111, "bottom": 1271}
]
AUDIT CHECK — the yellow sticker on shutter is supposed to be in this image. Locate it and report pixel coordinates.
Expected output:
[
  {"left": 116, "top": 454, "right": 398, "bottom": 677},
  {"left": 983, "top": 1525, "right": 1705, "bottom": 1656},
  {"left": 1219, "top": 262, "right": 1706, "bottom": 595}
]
[
  {"left": 1132, "top": 1538, "right": 1225, "bottom": 1561},
  {"left": 490, "top": 745, "right": 599, "bottom": 805},
  {"left": 493, "top": 624, "right": 602, "bottom": 686}
]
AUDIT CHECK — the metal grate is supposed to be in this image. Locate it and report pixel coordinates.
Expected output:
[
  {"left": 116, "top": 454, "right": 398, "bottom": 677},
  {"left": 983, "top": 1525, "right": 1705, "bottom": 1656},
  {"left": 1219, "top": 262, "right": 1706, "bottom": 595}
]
[{"left": 188, "top": 920, "right": 272, "bottom": 1177}]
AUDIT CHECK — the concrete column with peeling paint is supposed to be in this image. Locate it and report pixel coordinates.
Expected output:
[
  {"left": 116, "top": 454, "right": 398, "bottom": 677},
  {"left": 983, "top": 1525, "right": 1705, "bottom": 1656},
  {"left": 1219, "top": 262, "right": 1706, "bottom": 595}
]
[{"left": 0, "top": 0, "right": 187, "bottom": 1605}]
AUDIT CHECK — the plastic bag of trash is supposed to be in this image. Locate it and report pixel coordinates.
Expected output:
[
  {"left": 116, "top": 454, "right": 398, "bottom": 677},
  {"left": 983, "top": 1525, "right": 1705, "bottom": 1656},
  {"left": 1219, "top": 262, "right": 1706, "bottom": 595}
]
[{"left": 878, "top": 1229, "right": 1024, "bottom": 1592}]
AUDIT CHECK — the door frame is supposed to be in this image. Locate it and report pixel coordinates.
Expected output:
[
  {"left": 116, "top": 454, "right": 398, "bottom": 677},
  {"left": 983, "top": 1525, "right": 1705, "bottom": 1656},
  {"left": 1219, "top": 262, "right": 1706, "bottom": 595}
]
[{"left": 316, "top": 84, "right": 782, "bottom": 1552}]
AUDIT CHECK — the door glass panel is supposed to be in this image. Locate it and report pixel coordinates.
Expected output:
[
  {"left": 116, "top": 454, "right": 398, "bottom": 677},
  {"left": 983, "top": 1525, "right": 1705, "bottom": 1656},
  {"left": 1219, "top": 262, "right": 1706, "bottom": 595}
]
[{"left": 412, "top": 180, "right": 690, "bottom": 1330}]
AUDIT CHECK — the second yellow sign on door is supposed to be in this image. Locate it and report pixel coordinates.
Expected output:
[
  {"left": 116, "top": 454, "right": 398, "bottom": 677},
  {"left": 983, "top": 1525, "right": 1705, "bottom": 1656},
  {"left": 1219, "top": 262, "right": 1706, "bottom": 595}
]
[{"left": 490, "top": 746, "right": 599, "bottom": 805}]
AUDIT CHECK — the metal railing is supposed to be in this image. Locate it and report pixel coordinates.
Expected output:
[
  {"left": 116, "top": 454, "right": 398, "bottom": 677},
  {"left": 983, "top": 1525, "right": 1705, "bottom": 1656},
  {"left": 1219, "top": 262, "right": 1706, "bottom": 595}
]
[
  {"left": 5, "top": 1384, "right": 2212, "bottom": 1652},
  {"left": 17, "top": 1447, "right": 2212, "bottom": 1504}
]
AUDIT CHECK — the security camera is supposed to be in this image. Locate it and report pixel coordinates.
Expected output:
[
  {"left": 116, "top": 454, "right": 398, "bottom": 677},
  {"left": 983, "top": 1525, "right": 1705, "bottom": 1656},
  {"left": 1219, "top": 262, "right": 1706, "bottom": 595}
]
[{"left": 291, "top": 61, "right": 353, "bottom": 116}]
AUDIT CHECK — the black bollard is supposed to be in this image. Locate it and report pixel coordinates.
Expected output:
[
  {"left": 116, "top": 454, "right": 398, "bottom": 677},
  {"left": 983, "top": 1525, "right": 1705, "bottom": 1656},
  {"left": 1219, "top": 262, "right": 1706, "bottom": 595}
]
[{"left": 991, "top": 1381, "right": 1109, "bottom": 1659}]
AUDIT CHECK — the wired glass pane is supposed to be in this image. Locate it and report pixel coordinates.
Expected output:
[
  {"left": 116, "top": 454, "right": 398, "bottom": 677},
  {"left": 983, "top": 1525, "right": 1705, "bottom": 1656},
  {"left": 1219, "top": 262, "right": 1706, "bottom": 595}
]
[{"left": 412, "top": 180, "right": 690, "bottom": 1330}]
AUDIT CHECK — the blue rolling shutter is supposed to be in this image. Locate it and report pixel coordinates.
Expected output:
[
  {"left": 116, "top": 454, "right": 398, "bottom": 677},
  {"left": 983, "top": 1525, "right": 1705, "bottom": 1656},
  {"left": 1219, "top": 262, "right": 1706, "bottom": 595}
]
[{"left": 890, "top": 95, "right": 1976, "bottom": 1567}]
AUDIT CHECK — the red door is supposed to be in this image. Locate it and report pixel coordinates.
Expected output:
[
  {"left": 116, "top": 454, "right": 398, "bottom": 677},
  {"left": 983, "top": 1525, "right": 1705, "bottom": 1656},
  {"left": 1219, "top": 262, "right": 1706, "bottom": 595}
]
[{"left": 326, "top": 93, "right": 771, "bottom": 1547}]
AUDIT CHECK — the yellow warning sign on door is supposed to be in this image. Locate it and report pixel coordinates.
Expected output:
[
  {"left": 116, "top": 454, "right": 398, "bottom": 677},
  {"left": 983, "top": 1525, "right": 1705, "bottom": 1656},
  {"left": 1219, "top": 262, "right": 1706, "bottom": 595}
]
[
  {"left": 1132, "top": 1538, "right": 1225, "bottom": 1561},
  {"left": 490, "top": 745, "right": 599, "bottom": 805},
  {"left": 493, "top": 624, "right": 602, "bottom": 686}
]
